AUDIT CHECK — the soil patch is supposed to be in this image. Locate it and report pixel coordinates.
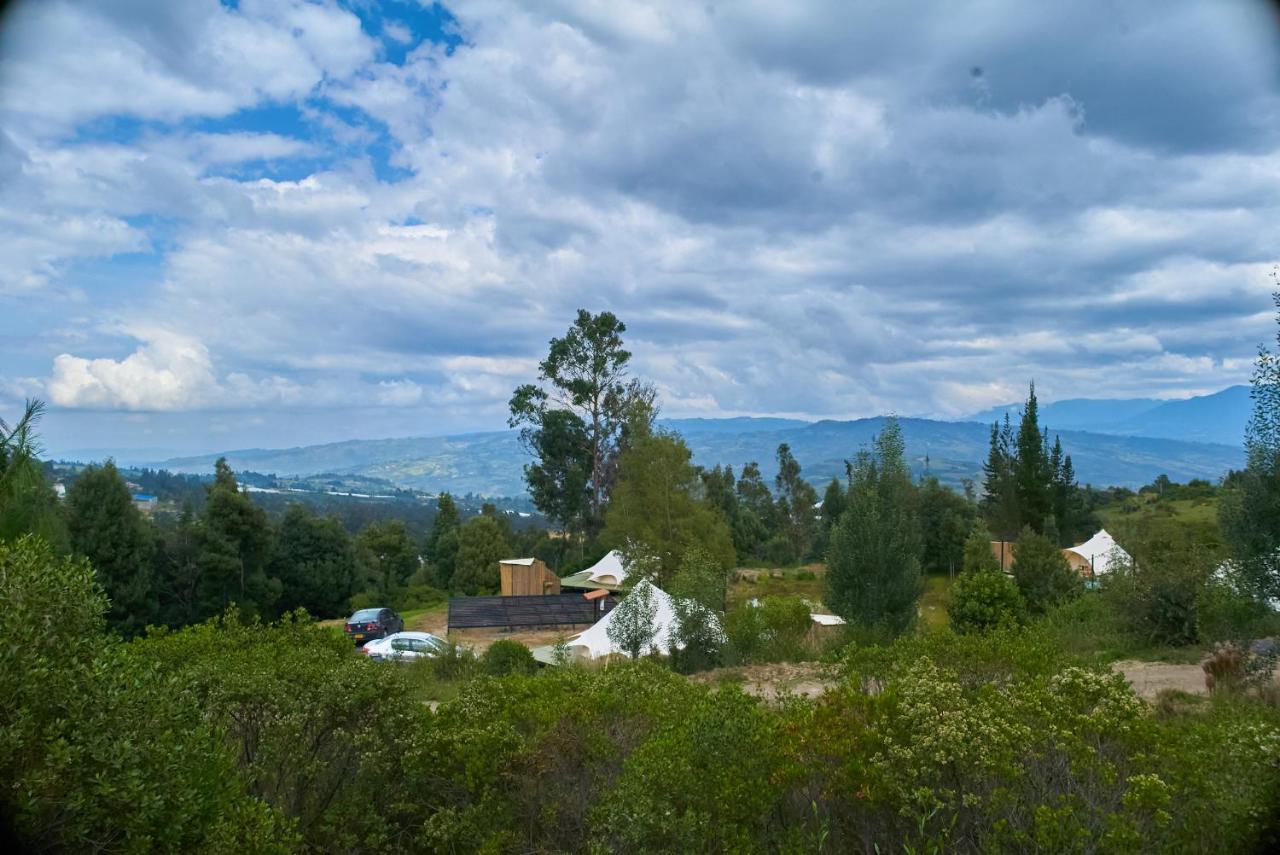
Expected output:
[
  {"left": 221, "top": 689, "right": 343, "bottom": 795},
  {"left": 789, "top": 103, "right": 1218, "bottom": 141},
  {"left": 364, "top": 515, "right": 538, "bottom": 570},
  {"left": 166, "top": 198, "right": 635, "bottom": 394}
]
[
  {"left": 1112, "top": 660, "right": 1206, "bottom": 701},
  {"left": 690, "top": 662, "right": 835, "bottom": 703}
]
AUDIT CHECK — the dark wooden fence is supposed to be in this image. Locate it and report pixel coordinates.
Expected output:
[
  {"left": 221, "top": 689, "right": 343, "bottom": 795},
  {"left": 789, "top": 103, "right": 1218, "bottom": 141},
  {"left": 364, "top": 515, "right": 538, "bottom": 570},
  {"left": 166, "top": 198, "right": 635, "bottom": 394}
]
[{"left": 448, "top": 594, "right": 616, "bottom": 629}]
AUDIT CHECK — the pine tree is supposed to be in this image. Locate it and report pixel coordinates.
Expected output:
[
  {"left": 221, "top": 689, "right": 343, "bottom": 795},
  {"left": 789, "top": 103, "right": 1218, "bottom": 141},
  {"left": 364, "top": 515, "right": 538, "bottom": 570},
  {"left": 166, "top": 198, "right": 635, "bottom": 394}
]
[
  {"left": 825, "top": 418, "right": 923, "bottom": 635},
  {"left": 1013, "top": 382, "right": 1052, "bottom": 532},
  {"left": 65, "top": 460, "right": 156, "bottom": 635}
]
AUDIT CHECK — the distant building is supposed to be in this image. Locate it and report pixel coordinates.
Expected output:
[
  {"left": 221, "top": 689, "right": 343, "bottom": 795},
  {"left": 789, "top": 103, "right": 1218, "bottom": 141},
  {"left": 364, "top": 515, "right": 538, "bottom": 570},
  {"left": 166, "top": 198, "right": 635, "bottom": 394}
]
[
  {"left": 52, "top": 482, "right": 66, "bottom": 501},
  {"left": 131, "top": 493, "right": 158, "bottom": 516}
]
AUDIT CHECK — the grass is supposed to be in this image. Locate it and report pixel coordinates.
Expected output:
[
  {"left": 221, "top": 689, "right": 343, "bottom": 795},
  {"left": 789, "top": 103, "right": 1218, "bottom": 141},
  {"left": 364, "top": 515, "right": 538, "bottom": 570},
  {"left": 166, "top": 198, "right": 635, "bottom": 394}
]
[
  {"left": 919, "top": 574, "right": 952, "bottom": 630},
  {"left": 727, "top": 563, "right": 826, "bottom": 609}
]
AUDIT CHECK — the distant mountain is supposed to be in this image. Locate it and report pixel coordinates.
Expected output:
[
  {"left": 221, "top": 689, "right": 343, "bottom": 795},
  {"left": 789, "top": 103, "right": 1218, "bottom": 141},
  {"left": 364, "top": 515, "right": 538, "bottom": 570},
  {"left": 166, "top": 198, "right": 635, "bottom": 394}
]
[
  {"left": 658, "top": 416, "right": 811, "bottom": 435},
  {"left": 966, "top": 385, "right": 1250, "bottom": 447},
  {"left": 153, "top": 416, "right": 1244, "bottom": 497}
]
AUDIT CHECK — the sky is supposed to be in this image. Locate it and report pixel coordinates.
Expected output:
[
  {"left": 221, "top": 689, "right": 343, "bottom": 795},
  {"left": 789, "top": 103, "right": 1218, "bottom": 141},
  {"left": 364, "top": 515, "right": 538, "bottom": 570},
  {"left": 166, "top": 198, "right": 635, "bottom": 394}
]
[{"left": 3, "top": 0, "right": 1280, "bottom": 459}]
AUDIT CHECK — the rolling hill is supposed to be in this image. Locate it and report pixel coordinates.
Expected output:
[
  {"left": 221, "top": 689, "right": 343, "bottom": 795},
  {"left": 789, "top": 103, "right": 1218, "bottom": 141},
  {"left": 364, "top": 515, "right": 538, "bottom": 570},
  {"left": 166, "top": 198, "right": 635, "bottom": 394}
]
[
  {"left": 968, "top": 385, "right": 1251, "bottom": 447},
  {"left": 152, "top": 415, "right": 1244, "bottom": 497}
]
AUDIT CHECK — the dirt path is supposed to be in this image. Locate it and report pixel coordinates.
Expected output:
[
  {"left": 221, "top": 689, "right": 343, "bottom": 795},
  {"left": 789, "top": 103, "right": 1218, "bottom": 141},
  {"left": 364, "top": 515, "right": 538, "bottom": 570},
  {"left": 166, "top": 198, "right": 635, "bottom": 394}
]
[
  {"left": 689, "top": 662, "right": 835, "bottom": 702},
  {"left": 1112, "top": 660, "right": 1206, "bottom": 700}
]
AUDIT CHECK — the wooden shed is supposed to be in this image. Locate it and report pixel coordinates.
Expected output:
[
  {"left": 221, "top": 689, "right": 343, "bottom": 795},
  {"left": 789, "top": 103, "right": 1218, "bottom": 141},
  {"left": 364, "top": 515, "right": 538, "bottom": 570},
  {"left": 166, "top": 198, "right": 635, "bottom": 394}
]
[{"left": 499, "top": 557, "right": 561, "bottom": 596}]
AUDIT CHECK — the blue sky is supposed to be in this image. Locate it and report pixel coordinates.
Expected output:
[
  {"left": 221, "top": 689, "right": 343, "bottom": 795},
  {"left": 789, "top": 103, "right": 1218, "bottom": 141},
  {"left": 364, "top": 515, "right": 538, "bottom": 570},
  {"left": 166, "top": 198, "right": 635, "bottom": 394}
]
[{"left": 2, "top": 0, "right": 1280, "bottom": 458}]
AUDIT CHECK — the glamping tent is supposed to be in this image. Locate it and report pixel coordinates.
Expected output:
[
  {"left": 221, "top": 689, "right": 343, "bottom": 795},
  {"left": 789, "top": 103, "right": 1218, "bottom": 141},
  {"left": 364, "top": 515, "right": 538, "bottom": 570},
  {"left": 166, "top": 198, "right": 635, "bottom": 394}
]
[
  {"left": 565, "top": 579, "right": 723, "bottom": 661},
  {"left": 1064, "top": 530, "right": 1129, "bottom": 579},
  {"left": 585, "top": 550, "right": 629, "bottom": 586},
  {"left": 566, "top": 579, "right": 677, "bottom": 661},
  {"left": 559, "top": 549, "right": 631, "bottom": 592}
]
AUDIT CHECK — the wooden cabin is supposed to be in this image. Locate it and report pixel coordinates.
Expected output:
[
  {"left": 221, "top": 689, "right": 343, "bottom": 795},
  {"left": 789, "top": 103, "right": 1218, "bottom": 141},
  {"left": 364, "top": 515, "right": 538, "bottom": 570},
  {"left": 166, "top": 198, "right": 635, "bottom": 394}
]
[{"left": 499, "top": 557, "right": 561, "bottom": 596}]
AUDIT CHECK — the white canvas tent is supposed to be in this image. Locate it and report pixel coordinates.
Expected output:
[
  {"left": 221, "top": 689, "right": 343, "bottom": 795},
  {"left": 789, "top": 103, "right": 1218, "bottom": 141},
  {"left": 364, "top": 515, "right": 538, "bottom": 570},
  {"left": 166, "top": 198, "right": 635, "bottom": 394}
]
[
  {"left": 584, "top": 549, "right": 629, "bottom": 586},
  {"left": 565, "top": 579, "right": 723, "bottom": 661},
  {"left": 1064, "top": 529, "right": 1129, "bottom": 577}
]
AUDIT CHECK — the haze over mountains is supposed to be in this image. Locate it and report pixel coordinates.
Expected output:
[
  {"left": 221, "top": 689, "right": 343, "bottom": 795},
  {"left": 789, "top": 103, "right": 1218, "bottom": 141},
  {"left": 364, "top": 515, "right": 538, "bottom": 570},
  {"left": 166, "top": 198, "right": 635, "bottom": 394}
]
[
  {"left": 131, "top": 386, "right": 1250, "bottom": 497},
  {"left": 967, "top": 386, "right": 1251, "bottom": 448}
]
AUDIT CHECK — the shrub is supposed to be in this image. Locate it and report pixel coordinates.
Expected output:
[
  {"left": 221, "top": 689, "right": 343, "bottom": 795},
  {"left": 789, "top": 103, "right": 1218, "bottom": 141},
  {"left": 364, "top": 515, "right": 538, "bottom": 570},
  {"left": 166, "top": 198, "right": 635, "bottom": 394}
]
[
  {"left": 430, "top": 640, "right": 479, "bottom": 680},
  {"left": 1012, "top": 526, "right": 1080, "bottom": 613},
  {"left": 483, "top": 639, "right": 537, "bottom": 676},
  {"left": 948, "top": 568, "right": 1026, "bottom": 634},
  {"left": 1103, "top": 547, "right": 1208, "bottom": 646},
  {"left": 392, "top": 582, "right": 447, "bottom": 612},
  {"left": 0, "top": 536, "right": 288, "bottom": 852},
  {"left": 724, "top": 595, "right": 811, "bottom": 664}
]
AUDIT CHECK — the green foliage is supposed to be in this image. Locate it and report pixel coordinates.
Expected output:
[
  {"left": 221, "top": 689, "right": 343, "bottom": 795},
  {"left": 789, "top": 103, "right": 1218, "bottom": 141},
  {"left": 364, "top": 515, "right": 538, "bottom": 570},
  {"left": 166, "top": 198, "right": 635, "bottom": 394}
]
[
  {"left": 1102, "top": 536, "right": 1207, "bottom": 647},
  {"left": 774, "top": 442, "right": 819, "bottom": 560},
  {"left": 195, "top": 458, "right": 277, "bottom": 620},
  {"left": 669, "top": 548, "right": 728, "bottom": 673},
  {"left": 606, "top": 580, "right": 658, "bottom": 659},
  {"left": 724, "top": 595, "right": 811, "bottom": 664},
  {"left": 271, "top": 502, "right": 357, "bottom": 618},
  {"left": 1220, "top": 291, "right": 1280, "bottom": 603},
  {"left": 451, "top": 514, "right": 510, "bottom": 594},
  {"left": 669, "top": 544, "right": 728, "bottom": 611},
  {"left": 0, "top": 536, "right": 288, "bottom": 852},
  {"left": 1011, "top": 525, "right": 1080, "bottom": 613},
  {"left": 0, "top": 399, "right": 69, "bottom": 551},
  {"left": 948, "top": 568, "right": 1027, "bottom": 634},
  {"left": 826, "top": 418, "right": 923, "bottom": 635},
  {"left": 509, "top": 309, "right": 654, "bottom": 535},
  {"left": 483, "top": 639, "right": 538, "bottom": 676},
  {"left": 762, "top": 532, "right": 796, "bottom": 566},
  {"left": 600, "top": 430, "right": 735, "bottom": 585},
  {"left": 355, "top": 518, "right": 420, "bottom": 601},
  {"left": 962, "top": 526, "right": 1001, "bottom": 574},
  {"left": 918, "top": 476, "right": 977, "bottom": 575},
  {"left": 65, "top": 459, "right": 157, "bottom": 634}
]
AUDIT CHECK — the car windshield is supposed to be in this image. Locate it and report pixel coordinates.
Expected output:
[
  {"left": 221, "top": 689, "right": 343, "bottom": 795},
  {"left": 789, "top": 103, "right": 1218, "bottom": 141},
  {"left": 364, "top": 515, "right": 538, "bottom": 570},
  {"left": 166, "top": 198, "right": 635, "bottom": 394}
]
[{"left": 350, "top": 609, "right": 382, "bottom": 622}]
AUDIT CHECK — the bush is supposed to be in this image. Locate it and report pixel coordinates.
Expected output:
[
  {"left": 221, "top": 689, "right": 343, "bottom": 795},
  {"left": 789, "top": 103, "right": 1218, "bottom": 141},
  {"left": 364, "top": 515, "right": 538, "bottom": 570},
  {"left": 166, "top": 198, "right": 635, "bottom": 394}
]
[
  {"left": 948, "top": 569, "right": 1026, "bottom": 634},
  {"left": 1197, "top": 574, "right": 1280, "bottom": 643},
  {"left": 0, "top": 536, "right": 288, "bottom": 852},
  {"left": 392, "top": 583, "right": 447, "bottom": 612},
  {"left": 724, "top": 596, "right": 811, "bottom": 664},
  {"left": 483, "top": 639, "right": 537, "bottom": 676},
  {"left": 430, "top": 640, "right": 479, "bottom": 680},
  {"left": 1103, "top": 548, "right": 1207, "bottom": 647},
  {"left": 1012, "top": 526, "right": 1080, "bottom": 613}
]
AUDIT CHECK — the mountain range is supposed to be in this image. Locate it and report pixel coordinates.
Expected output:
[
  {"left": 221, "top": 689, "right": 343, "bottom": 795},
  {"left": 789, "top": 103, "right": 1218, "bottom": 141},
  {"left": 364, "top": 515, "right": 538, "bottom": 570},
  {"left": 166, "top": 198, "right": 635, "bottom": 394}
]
[
  {"left": 141, "top": 385, "right": 1251, "bottom": 496},
  {"left": 967, "top": 385, "right": 1251, "bottom": 447}
]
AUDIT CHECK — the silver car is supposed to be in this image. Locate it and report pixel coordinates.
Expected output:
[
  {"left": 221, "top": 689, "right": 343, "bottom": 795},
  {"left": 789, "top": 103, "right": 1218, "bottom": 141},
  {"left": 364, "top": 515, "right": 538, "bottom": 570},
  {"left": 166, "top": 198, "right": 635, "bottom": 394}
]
[{"left": 363, "top": 631, "right": 448, "bottom": 662}]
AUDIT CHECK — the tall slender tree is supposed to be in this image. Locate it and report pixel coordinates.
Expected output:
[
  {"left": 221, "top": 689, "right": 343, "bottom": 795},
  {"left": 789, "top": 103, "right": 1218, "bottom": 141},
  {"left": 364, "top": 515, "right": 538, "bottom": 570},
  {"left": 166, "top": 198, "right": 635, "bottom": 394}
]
[
  {"left": 774, "top": 443, "right": 818, "bottom": 560},
  {"left": 826, "top": 418, "right": 923, "bottom": 635},
  {"left": 509, "top": 310, "right": 654, "bottom": 537}
]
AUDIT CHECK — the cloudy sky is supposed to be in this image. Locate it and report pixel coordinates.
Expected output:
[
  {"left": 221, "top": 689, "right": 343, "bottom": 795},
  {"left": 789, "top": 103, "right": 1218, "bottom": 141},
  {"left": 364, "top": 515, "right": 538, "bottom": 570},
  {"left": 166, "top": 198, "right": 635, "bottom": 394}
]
[{"left": 3, "top": 0, "right": 1280, "bottom": 458}]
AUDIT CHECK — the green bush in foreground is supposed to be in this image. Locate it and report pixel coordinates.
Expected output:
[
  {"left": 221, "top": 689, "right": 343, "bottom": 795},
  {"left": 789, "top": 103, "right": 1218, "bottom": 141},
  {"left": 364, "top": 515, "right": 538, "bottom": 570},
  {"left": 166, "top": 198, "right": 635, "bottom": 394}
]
[
  {"left": 483, "top": 638, "right": 537, "bottom": 676},
  {"left": 4, "top": 534, "right": 1279, "bottom": 853},
  {"left": 948, "top": 568, "right": 1027, "bottom": 634}
]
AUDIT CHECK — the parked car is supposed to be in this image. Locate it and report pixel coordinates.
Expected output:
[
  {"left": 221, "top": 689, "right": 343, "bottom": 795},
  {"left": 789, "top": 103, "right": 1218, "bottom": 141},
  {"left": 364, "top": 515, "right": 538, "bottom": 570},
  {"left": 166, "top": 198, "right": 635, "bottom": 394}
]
[
  {"left": 343, "top": 607, "right": 403, "bottom": 645},
  {"left": 363, "top": 631, "right": 448, "bottom": 662}
]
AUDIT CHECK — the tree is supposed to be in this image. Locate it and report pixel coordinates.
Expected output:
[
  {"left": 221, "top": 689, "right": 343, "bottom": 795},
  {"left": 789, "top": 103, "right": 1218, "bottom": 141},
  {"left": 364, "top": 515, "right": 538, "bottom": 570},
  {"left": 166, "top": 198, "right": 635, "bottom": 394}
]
[
  {"left": 1010, "top": 525, "right": 1079, "bottom": 613},
  {"left": 600, "top": 431, "right": 735, "bottom": 587},
  {"left": 451, "top": 515, "right": 510, "bottom": 595},
  {"left": 962, "top": 527, "right": 1001, "bottom": 574},
  {"left": 918, "top": 477, "right": 976, "bottom": 575},
  {"left": 0, "top": 399, "right": 68, "bottom": 550},
  {"left": 195, "top": 459, "right": 276, "bottom": 619},
  {"left": 1013, "top": 382, "right": 1052, "bottom": 532},
  {"left": 509, "top": 310, "right": 654, "bottom": 535},
  {"left": 606, "top": 581, "right": 658, "bottom": 659},
  {"left": 774, "top": 443, "right": 819, "bottom": 561},
  {"left": 426, "top": 493, "right": 461, "bottom": 585},
  {"left": 271, "top": 504, "right": 358, "bottom": 618},
  {"left": 669, "top": 547, "right": 728, "bottom": 673},
  {"left": 981, "top": 414, "right": 1019, "bottom": 542},
  {"left": 948, "top": 568, "right": 1027, "bottom": 634},
  {"left": 825, "top": 418, "right": 922, "bottom": 635},
  {"left": 356, "top": 519, "right": 420, "bottom": 601},
  {"left": 65, "top": 460, "right": 156, "bottom": 634},
  {"left": 1220, "top": 289, "right": 1280, "bottom": 603},
  {"left": 734, "top": 461, "right": 778, "bottom": 559}
]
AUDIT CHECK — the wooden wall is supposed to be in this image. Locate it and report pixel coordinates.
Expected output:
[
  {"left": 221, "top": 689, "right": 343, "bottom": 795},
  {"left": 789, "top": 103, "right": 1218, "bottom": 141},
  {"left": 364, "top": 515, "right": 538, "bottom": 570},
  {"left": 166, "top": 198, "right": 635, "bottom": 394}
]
[{"left": 500, "top": 559, "right": 562, "bottom": 596}]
